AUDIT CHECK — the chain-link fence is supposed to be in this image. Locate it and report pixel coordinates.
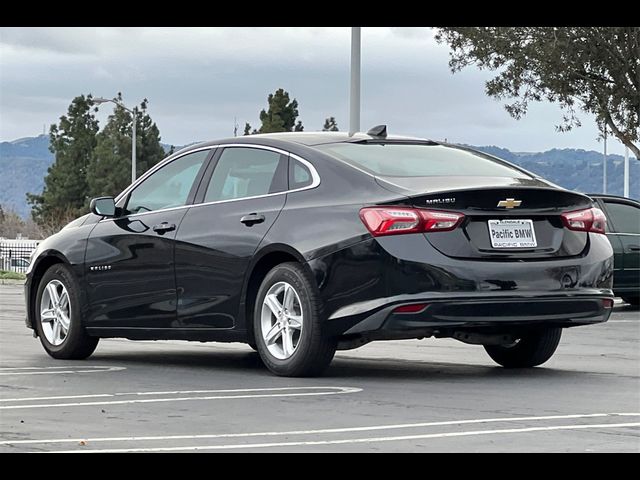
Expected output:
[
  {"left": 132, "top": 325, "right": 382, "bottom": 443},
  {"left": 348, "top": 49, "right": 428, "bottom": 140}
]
[{"left": 0, "top": 240, "right": 39, "bottom": 273}]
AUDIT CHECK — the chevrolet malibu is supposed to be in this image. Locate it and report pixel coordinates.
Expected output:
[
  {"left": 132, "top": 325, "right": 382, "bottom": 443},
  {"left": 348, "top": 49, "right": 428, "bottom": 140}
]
[{"left": 25, "top": 129, "right": 615, "bottom": 376}]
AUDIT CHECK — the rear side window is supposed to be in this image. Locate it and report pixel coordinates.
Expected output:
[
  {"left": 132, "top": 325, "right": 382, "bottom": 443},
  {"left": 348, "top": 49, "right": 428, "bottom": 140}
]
[
  {"left": 604, "top": 201, "right": 640, "bottom": 234},
  {"left": 204, "top": 147, "right": 287, "bottom": 202},
  {"left": 317, "top": 143, "right": 529, "bottom": 178},
  {"left": 289, "top": 159, "right": 313, "bottom": 189}
]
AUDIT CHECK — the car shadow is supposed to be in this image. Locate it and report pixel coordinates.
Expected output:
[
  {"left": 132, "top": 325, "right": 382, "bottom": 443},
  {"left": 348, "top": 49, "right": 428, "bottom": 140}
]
[
  {"left": 92, "top": 347, "right": 266, "bottom": 372},
  {"left": 326, "top": 355, "right": 605, "bottom": 382},
  {"left": 89, "top": 346, "right": 603, "bottom": 383}
]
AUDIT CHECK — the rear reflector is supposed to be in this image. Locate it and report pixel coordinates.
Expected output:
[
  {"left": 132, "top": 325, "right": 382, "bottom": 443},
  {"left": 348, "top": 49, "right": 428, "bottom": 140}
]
[
  {"left": 393, "top": 303, "right": 429, "bottom": 314},
  {"left": 561, "top": 207, "right": 606, "bottom": 234},
  {"left": 360, "top": 206, "right": 464, "bottom": 237},
  {"left": 603, "top": 298, "right": 614, "bottom": 309}
]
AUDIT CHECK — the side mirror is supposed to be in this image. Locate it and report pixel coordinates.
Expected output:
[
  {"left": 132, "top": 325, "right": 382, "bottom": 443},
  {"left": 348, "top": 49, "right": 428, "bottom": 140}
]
[{"left": 90, "top": 197, "right": 116, "bottom": 217}]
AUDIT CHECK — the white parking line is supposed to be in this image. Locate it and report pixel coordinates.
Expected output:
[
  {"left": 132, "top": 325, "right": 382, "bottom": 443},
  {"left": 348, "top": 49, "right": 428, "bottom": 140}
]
[
  {"left": 44, "top": 422, "right": 640, "bottom": 453},
  {"left": 0, "top": 386, "right": 362, "bottom": 410},
  {"left": 0, "top": 366, "right": 125, "bottom": 376},
  {"left": 0, "top": 393, "right": 114, "bottom": 402},
  {"left": 2, "top": 412, "right": 637, "bottom": 446}
]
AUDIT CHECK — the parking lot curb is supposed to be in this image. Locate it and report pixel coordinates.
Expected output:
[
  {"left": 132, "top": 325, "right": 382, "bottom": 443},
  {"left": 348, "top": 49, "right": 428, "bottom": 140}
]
[{"left": 0, "top": 279, "right": 25, "bottom": 285}]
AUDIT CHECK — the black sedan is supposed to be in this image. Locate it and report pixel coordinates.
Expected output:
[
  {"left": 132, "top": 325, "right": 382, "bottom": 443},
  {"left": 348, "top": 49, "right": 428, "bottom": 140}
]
[
  {"left": 589, "top": 194, "right": 639, "bottom": 306},
  {"left": 24, "top": 129, "right": 615, "bottom": 376}
]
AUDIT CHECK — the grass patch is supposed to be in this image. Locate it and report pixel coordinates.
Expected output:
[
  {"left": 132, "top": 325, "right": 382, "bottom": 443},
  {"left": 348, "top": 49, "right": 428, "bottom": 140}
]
[{"left": 0, "top": 270, "right": 26, "bottom": 280}]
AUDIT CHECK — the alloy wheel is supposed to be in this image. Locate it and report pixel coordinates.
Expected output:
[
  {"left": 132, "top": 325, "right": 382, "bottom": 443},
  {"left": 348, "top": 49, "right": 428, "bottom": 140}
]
[
  {"left": 40, "top": 279, "right": 71, "bottom": 346},
  {"left": 261, "top": 281, "right": 304, "bottom": 359}
]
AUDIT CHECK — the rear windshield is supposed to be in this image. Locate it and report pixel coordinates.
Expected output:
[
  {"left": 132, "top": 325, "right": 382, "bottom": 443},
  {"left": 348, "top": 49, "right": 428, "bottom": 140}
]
[{"left": 317, "top": 143, "right": 529, "bottom": 178}]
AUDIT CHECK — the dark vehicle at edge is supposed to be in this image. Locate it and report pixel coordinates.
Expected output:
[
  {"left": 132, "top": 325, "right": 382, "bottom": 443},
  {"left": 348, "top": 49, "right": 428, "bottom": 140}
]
[
  {"left": 589, "top": 194, "right": 639, "bottom": 306},
  {"left": 24, "top": 129, "right": 615, "bottom": 376}
]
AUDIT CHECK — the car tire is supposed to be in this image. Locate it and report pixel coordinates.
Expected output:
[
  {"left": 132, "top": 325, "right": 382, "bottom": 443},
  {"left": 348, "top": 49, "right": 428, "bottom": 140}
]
[
  {"left": 621, "top": 295, "right": 639, "bottom": 307},
  {"left": 34, "top": 264, "right": 99, "bottom": 359},
  {"left": 484, "top": 327, "right": 562, "bottom": 368},
  {"left": 253, "top": 262, "right": 336, "bottom": 377}
]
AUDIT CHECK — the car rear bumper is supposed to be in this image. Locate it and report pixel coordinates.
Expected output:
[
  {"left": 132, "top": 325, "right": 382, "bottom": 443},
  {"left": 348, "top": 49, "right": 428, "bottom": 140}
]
[
  {"left": 309, "top": 231, "right": 614, "bottom": 338},
  {"left": 326, "top": 292, "right": 613, "bottom": 337}
]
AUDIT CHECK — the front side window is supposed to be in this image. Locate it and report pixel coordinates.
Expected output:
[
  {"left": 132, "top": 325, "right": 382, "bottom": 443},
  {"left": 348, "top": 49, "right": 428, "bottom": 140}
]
[
  {"left": 204, "top": 147, "right": 286, "bottom": 202},
  {"left": 125, "top": 150, "right": 209, "bottom": 214},
  {"left": 605, "top": 201, "right": 640, "bottom": 234},
  {"left": 317, "top": 143, "right": 530, "bottom": 178}
]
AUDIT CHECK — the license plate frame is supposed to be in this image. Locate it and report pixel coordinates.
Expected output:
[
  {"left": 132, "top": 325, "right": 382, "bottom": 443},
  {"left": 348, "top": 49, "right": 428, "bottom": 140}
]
[{"left": 488, "top": 219, "right": 537, "bottom": 249}]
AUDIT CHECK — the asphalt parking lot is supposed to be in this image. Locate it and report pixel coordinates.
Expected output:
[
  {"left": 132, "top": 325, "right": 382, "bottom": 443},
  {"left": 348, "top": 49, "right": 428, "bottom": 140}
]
[{"left": 1, "top": 283, "right": 638, "bottom": 452}]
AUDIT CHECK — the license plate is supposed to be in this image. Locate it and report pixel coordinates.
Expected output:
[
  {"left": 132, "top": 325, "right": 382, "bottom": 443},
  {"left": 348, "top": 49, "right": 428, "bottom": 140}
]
[{"left": 488, "top": 219, "right": 537, "bottom": 249}]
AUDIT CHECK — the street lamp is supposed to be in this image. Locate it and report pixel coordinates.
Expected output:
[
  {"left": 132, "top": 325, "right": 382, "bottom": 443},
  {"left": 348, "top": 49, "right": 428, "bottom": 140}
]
[{"left": 93, "top": 97, "right": 138, "bottom": 184}]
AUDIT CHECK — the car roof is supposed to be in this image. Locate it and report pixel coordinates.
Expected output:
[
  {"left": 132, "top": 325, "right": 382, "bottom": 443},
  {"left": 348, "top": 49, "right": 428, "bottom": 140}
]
[
  {"left": 180, "top": 131, "right": 435, "bottom": 152},
  {"left": 240, "top": 131, "right": 432, "bottom": 146}
]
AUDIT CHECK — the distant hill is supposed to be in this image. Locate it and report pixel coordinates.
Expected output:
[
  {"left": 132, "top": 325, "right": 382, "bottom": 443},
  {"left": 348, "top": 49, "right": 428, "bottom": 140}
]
[
  {"left": 470, "top": 145, "right": 639, "bottom": 197},
  {"left": 0, "top": 135, "right": 177, "bottom": 218},
  {"left": 1, "top": 135, "right": 637, "bottom": 218},
  {"left": 0, "top": 135, "right": 53, "bottom": 218}
]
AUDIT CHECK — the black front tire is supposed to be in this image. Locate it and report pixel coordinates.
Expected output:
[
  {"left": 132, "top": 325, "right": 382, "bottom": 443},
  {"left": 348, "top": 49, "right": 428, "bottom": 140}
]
[
  {"left": 253, "top": 262, "right": 336, "bottom": 377},
  {"left": 621, "top": 295, "right": 639, "bottom": 307},
  {"left": 484, "top": 328, "right": 562, "bottom": 368},
  {"left": 34, "top": 264, "right": 99, "bottom": 360}
]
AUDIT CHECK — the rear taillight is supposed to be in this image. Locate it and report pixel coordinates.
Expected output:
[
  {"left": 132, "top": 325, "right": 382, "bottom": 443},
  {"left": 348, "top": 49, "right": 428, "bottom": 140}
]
[
  {"left": 561, "top": 207, "right": 606, "bottom": 234},
  {"left": 359, "top": 206, "right": 464, "bottom": 237}
]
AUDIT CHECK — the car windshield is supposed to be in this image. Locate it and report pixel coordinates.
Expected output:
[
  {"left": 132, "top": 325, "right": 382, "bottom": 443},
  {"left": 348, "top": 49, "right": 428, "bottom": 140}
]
[{"left": 317, "top": 143, "right": 529, "bottom": 178}]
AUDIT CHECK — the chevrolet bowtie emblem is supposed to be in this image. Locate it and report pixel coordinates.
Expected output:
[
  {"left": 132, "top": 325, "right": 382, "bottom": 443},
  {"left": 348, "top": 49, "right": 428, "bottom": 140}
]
[{"left": 497, "top": 198, "right": 522, "bottom": 209}]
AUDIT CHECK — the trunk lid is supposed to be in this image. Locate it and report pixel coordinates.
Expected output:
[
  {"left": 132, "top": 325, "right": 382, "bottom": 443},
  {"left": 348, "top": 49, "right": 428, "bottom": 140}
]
[{"left": 375, "top": 176, "right": 593, "bottom": 260}]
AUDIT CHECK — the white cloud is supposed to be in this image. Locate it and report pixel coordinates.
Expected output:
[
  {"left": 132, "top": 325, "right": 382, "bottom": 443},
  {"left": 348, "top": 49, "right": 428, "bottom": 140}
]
[{"left": 0, "top": 26, "right": 631, "bottom": 156}]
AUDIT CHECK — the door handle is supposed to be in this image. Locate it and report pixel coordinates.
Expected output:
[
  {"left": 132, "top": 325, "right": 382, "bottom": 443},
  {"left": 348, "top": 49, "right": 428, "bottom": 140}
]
[
  {"left": 628, "top": 245, "right": 640, "bottom": 252},
  {"left": 240, "top": 213, "right": 265, "bottom": 226},
  {"left": 152, "top": 222, "right": 176, "bottom": 234}
]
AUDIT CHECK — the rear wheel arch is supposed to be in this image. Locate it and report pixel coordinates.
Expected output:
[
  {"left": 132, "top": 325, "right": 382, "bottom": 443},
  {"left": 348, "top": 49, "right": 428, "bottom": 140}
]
[{"left": 243, "top": 247, "right": 310, "bottom": 344}]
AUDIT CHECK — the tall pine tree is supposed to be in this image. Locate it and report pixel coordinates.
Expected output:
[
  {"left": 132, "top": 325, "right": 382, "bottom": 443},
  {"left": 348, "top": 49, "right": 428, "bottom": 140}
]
[
  {"left": 136, "top": 99, "right": 166, "bottom": 178},
  {"left": 27, "top": 94, "right": 99, "bottom": 226},
  {"left": 87, "top": 95, "right": 167, "bottom": 197},
  {"left": 258, "top": 88, "right": 303, "bottom": 133}
]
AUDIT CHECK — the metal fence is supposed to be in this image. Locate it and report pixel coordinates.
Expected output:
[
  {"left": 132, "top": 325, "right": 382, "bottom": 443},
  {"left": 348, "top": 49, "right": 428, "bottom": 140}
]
[{"left": 0, "top": 240, "right": 39, "bottom": 273}]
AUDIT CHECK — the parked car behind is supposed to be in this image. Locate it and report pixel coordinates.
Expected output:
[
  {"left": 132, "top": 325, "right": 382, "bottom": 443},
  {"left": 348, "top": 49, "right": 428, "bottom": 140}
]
[
  {"left": 9, "top": 257, "right": 30, "bottom": 274},
  {"left": 0, "top": 256, "right": 31, "bottom": 274},
  {"left": 589, "top": 194, "right": 639, "bottom": 306}
]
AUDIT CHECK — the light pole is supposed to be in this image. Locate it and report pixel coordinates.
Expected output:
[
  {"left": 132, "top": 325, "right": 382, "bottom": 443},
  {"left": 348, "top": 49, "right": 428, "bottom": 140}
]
[
  {"left": 624, "top": 145, "right": 630, "bottom": 198},
  {"left": 349, "top": 27, "right": 361, "bottom": 136},
  {"left": 93, "top": 97, "right": 138, "bottom": 184},
  {"left": 602, "top": 128, "right": 607, "bottom": 194}
]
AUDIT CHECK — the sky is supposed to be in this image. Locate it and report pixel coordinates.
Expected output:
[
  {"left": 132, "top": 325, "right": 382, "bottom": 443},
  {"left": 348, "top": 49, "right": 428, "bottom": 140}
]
[{"left": 0, "top": 27, "right": 631, "bottom": 156}]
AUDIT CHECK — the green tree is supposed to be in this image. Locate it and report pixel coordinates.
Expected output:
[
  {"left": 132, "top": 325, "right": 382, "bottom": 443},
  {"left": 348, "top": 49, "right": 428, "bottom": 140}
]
[
  {"left": 435, "top": 27, "right": 640, "bottom": 158},
  {"left": 87, "top": 95, "right": 167, "bottom": 197},
  {"left": 258, "top": 88, "right": 303, "bottom": 133},
  {"left": 136, "top": 99, "right": 166, "bottom": 177},
  {"left": 27, "top": 94, "right": 99, "bottom": 226},
  {"left": 322, "top": 116, "right": 339, "bottom": 131},
  {"left": 243, "top": 122, "right": 258, "bottom": 136}
]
